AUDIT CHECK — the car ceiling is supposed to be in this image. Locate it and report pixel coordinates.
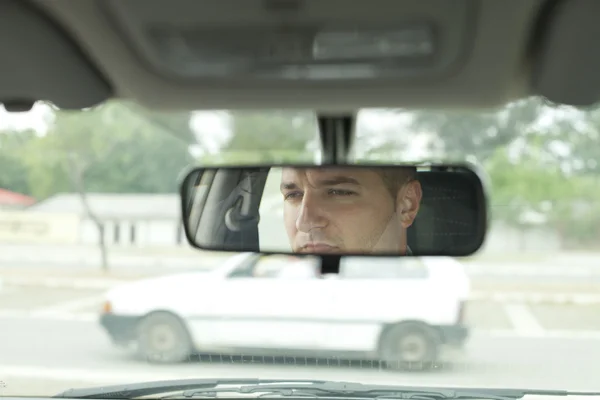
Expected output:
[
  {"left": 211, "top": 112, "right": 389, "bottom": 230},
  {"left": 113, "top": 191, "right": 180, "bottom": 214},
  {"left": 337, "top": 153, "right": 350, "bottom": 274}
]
[{"left": 1, "top": 0, "right": 599, "bottom": 111}]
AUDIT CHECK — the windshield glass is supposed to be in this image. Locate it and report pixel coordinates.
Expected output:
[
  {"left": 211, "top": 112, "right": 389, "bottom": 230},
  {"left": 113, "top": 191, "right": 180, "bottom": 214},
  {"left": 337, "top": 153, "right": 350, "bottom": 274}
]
[{"left": 1, "top": 98, "right": 599, "bottom": 396}]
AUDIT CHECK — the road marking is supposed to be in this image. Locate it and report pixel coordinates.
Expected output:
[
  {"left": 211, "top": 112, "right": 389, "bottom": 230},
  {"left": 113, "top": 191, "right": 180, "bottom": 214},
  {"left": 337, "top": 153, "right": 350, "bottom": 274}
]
[
  {"left": 473, "top": 329, "right": 600, "bottom": 340},
  {"left": 465, "top": 264, "right": 600, "bottom": 277},
  {"left": 0, "top": 310, "right": 96, "bottom": 322},
  {"left": 469, "top": 291, "right": 600, "bottom": 305},
  {"left": 30, "top": 296, "right": 104, "bottom": 316},
  {"left": 2, "top": 277, "right": 125, "bottom": 290},
  {"left": 503, "top": 303, "right": 546, "bottom": 336}
]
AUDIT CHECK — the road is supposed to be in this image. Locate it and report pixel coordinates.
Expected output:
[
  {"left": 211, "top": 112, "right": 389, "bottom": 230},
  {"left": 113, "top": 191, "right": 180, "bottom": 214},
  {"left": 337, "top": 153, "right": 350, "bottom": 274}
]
[
  {"left": 2, "top": 286, "right": 600, "bottom": 396},
  {"left": 0, "top": 243, "right": 227, "bottom": 271}
]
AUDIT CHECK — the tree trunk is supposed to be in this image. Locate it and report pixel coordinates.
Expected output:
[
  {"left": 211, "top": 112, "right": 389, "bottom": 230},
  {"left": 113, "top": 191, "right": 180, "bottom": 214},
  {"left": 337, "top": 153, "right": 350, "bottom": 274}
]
[
  {"left": 518, "top": 224, "right": 527, "bottom": 252},
  {"left": 68, "top": 154, "right": 109, "bottom": 272},
  {"left": 77, "top": 178, "right": 109, "bottom": 272},
  {"left": 96, "top": 221, "right": 108, "bottom": 272}
]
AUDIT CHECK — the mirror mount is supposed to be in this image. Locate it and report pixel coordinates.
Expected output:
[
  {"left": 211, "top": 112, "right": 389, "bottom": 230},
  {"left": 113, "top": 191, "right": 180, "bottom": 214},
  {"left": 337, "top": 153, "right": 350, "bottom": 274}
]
[
  {"left": 317, "top": 113, "right": 356, "bottom": 165},
  {"left": 315, "top": 113, "right": 356, "bottom": 273},
  {"left": 320, "top": 255, "right": 341, "bottom": 275}
]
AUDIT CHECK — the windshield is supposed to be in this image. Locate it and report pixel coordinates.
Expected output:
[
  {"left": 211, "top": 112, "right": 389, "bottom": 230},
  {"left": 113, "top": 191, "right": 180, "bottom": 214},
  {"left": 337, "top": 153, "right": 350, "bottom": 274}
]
[{"left": 1, "top": 98, "right": 599, "bottom": 396}]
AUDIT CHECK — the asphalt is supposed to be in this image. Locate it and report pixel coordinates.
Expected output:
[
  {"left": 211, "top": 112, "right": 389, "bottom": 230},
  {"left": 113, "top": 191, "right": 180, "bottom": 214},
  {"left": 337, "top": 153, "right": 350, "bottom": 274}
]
[
  {"left": 2, "top": 318, "right": 600, "bottom": 396},
  {"left": 2, "top": 287, "right": 600, "bottom": 396},
  {"left": 3, "top": 241, "right": 600, "bottom": 397}
]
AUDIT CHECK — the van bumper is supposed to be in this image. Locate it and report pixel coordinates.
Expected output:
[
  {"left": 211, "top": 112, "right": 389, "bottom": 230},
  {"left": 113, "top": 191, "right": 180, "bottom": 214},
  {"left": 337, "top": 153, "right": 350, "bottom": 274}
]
[
  {"left": 100, "top": 313, "right": 140, "bottom": 346},
  {"left": 435, "top": 324, "right": 469, "bottom": 346},
  {"left": 435, "top": 324, "right": 469, "bottom": 364},
  {"left": 438, "top": 343, "right": 466, "bottom": 364}
]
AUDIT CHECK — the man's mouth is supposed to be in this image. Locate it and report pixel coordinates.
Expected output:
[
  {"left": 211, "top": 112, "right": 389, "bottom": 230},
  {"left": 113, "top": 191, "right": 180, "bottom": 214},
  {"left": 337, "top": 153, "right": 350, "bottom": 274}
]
[{"left": 299, "top": 243, "right": 339, "bottom": 253}]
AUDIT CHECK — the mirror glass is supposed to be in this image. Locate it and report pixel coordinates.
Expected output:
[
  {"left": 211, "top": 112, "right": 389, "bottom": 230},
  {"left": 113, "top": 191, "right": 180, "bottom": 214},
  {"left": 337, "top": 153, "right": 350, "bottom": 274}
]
[{"left": 180, "top": 164, "right": 488, "bottom": 256}]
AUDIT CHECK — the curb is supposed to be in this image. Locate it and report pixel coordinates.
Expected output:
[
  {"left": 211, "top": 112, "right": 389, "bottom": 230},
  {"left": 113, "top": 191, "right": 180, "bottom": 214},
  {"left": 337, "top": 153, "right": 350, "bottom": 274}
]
[
  {"left": 0, "top": 250, "right": 231, "bottom": 270},
  {"left": 469, "top": 291, "right": 600, "bottom": 305},
  {"left": 0, "top": 277, "right": 129, "bottom": 290}
]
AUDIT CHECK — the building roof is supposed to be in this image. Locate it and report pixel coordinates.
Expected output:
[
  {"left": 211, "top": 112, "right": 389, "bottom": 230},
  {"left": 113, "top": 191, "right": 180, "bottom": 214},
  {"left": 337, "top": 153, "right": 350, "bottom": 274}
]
[
  {"left": 0, "top": 188, "right": 36, "bottom": 206},
  {"left": 28, "top": 193, "right": 180, "bottom": 220}
]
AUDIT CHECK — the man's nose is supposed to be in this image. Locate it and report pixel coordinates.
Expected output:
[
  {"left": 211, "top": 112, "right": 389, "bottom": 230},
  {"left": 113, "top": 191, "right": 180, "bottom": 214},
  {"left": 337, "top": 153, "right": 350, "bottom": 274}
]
[{"left": 296, "top": 194, "right": 327, "bottom": 233}]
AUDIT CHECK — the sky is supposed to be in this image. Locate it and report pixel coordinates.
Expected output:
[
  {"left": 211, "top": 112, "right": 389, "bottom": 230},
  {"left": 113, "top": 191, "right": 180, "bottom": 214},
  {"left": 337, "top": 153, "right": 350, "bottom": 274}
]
[
  {"left": 0, "top": 103, "right": 54, "bottom": 135},
  {"left": 0, "top": 100, "right": 583, "bottom": 166},
  {"left": 189, "top": 108, "right": 431, "bottom": 159},
  {"left": 0, "top": 103, "right": 431, "bottom": 159},
  {"left": 1, "top": 103, "right": 403, "bottom": 132}
]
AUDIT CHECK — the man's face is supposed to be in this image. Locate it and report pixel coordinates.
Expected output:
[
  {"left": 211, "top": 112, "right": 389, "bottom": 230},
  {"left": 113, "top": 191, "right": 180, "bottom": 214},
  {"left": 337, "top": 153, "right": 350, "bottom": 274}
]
[{"left": 280, "top": 167, "right": 422, "bottom": 254}]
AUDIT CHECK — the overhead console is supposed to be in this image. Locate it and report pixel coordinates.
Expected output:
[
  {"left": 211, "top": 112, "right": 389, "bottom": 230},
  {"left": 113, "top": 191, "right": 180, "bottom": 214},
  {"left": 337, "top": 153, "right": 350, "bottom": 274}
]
[
  {"left": 16, "top": 0, "right": 545, "bottom": 110},
  {"left": 101, "top": 0, "right": 473, "bottom": 83}
]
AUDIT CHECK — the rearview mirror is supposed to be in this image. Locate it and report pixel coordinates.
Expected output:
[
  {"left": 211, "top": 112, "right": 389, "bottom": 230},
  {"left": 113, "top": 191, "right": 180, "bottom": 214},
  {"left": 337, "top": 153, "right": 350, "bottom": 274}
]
[{"left": 180, "top": 163, "right": 488, "bottom": 257}]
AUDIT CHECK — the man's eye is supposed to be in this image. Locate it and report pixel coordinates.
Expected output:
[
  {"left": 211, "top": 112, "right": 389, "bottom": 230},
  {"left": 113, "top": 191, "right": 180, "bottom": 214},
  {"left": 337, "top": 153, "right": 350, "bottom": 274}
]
[
  {"left": 328, "top": 189, "right": 356, "bottom": 196},
  {"left": 284, "top": 192, "right": 303, "bottom": 200}
]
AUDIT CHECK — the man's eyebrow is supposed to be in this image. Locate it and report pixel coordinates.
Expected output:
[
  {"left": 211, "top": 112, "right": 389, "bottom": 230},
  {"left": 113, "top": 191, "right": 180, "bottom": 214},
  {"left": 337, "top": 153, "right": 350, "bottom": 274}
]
[
  {"left": 280, "top": 182, "right": 299, "bottom": 191},
  {"left": 315, "top": 176, "right": 361, "bottom": 186},
  {"left": 280, "top": 176, "right": 361, "bottom": 191}
]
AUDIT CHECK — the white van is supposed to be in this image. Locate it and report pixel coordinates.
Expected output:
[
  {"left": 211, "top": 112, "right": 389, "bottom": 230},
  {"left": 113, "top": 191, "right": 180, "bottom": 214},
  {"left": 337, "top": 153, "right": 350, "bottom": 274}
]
[{"left": 99, "top": 253, "right": 469, "bottom": 370}]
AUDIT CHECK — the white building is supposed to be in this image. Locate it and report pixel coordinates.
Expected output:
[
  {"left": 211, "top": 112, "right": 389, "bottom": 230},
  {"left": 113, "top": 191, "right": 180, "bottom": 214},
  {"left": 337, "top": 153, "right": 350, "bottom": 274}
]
[
  {"left": 28, "top": 193, "right": 185, "bottom": 247},
  {"left": 24, "top": 192, "right": 563, "bottom": 252}
]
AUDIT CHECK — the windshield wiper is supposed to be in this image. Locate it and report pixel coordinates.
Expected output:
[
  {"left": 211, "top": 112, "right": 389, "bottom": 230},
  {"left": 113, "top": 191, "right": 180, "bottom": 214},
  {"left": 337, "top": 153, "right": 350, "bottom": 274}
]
[
  {"left": 55, "top": 379, "right": 315, "bottom": 399},
  {"left": 53, "top": 378, "right": 600, "bottom": 400}
]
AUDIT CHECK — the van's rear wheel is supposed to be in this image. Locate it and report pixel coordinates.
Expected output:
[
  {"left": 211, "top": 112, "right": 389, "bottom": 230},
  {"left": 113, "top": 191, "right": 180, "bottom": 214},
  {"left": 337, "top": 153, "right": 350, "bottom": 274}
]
[
  {"left": 379, "top": 322, "right": 440, "bottom": 371},
  {"left": 136, "top": 312, "right": 193, "bottom": 364}
]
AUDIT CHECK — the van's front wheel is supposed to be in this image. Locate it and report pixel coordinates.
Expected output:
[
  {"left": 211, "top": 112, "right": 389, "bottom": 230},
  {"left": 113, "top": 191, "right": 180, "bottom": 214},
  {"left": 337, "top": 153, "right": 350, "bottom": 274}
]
[
  {"left": 136, "top": 312, "right": 193, "bottom": 364},
  {"left": 378, "top": 322, "right": 440, "bottom": 371}
]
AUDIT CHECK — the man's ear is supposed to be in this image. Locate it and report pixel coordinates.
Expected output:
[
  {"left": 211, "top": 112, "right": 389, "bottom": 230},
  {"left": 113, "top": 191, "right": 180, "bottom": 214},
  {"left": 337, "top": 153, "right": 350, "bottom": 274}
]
[{"left": 397, "top": 180, "right": 422, "bottom": 228}]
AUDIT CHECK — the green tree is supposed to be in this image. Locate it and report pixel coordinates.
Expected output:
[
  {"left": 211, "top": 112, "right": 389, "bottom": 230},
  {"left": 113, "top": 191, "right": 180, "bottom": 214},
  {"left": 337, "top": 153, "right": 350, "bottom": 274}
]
[
  {"left": 23, "top": 102, "right": 194, "bottom": 199},
  {"left": 0, "top": 129, "right": 37, "bottom": 196},
  {"left": 20, "top": 101, "right": 193, "bottom": 271},
  {"left": 530, "top": 106, "right": 600, "bottom": 177},
  {"left": 485, "top": 141, "right": 600, "bottom": 249},
  {"left": 223, "top": 111, "right": 318, "bottom": 163},
  {"left": 404, "top": 97, "right": 546, "bottom": 162}
]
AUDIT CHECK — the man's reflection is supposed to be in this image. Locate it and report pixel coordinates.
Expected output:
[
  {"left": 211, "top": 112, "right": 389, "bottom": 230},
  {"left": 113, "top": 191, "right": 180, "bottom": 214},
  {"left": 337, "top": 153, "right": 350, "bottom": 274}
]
[{"left": 280, "top": 167, "right": 422, "bottom": 255}]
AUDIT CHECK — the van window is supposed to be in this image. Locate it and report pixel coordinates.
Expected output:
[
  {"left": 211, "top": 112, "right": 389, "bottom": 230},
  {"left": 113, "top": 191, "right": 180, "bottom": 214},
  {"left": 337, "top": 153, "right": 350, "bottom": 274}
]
[{"left": 339, "top": 258, "right": 428, "bottom": 279}]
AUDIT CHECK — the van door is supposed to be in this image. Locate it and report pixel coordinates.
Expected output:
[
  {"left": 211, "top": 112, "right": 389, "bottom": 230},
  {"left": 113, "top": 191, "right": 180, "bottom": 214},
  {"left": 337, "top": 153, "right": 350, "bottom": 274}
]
[
  {"left": 193, "top": 255, "right": 325, "bottom": 351},
  {"left": 322, "top": 257, "right": 433, "bottom": 353}
]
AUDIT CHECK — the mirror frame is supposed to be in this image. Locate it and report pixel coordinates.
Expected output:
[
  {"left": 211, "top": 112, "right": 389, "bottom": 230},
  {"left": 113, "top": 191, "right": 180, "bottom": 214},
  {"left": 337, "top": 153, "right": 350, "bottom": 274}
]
[{"left": 178, "top": 161, "right": 491, "bottom": 257}]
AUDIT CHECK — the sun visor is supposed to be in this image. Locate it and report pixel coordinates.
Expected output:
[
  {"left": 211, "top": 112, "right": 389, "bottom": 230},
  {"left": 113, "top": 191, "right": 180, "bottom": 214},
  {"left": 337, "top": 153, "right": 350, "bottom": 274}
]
[
  {"left": 0, "top": 0, "right": 111, "bottom": 110},
  {"left": 532, "top": 0, "right": 600, "bottom": 107}
]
